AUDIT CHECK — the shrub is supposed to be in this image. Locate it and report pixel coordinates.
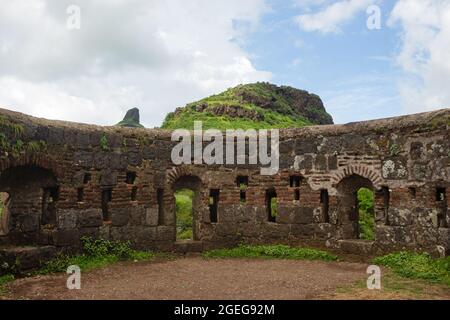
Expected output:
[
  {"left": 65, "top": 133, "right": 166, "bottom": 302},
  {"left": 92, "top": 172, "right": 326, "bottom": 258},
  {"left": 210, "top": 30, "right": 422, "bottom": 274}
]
[{"left": 39, "top": 237, "right": 154, "bottom": 274}]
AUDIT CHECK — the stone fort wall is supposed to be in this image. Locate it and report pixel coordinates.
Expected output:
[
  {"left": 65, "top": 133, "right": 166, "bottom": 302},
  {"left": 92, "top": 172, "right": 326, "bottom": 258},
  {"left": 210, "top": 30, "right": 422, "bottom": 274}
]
[{"left": 0, "top": 107, "right": 449, "bottom": 258}]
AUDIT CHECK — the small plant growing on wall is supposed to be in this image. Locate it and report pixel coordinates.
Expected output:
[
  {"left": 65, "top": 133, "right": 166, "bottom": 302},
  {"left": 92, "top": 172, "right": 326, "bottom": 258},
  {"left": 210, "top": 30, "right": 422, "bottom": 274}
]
[
  {"left": 11, "top": 139, "right": 24, "bottom": 157},
  {"left": 389, "top": 143, "right": 400, "bottom": 156},
  {"left": 26, "top": 140, "right": 47, "bottom": 153},
  {"left": 100, "top": 134, "right": 110, "bottom": 151}
]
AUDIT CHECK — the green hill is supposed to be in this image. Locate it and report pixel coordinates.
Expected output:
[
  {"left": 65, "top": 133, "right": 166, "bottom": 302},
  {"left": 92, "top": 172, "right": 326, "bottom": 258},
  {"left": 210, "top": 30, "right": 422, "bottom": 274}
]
[{"left": 161, "top": 82, "right": 333, "bottom": 130}]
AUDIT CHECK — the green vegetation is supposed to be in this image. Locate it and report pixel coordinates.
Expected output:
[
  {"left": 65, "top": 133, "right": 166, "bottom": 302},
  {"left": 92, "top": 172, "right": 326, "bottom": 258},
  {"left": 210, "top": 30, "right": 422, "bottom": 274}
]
[
  {"left": 389, "top": 143, "right": 400, "bottom": 156},
  {"left": 0, "top": 116, "right": 25, "bottom": 138},
  {"left": 373, "top": 251, "right": 450, "bottom": 286},
  {"left": 204, "top": 244, "right": 338, "bottom": 261},
  {"left": 11, "top": 139, "right": 24, "bottom": 156},
  {"left": 26, "top": 140, "right": 47, "bottom": 153},
  {"left": 270, "top": 197, "right": 278, "bottom": 219},
  {"left": 38, "top": 237, "right": 155, "bottom": 274},
  {"left": 99, "top": 134, "right": 110, "bottom": 151},
  {"left": 162, "top": 82, "right": 333, "bottom": 130},
  {"left": 175, "top": 189, "right": 194, "bottom": 240},
  {"left": 357, "top": 188, "right": 375, "bottom": 240},
  {"left": 0, "top": 274, "right": 14, "bottom": 294},
  {"left": 116, "top": 118, "right": 144, "bottom": 128},
  {"left": 0, "top": 116, "right": 48, "bottom": 156},
  {"left": 0, "top": 116, "right": 25, "bottom": 154},
  {"left": 163, "top": 108, "right": 313, "bottom": 130}
]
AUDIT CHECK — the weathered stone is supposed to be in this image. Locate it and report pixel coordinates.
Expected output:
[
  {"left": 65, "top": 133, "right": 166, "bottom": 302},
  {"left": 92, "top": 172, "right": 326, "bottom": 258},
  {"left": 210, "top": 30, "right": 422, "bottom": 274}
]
[
  {"left": 111, "top": 208, "right": 130, "bottom": 227},
  {"left": 54, "top": 230, "right": 80, "bottom": 247},
  {"left": 0, "top": 106, "right": 449, "bottom": 262},
  {"left": 100, "top": 170, "right": 117, "bottom": 186},
  {"left": 78, "top": 209, "right": 103, "bottom": 228},
  {"left": 57, "top": 209, "right": 78, "bottom": 230},
  {"left": 145, "top": 206, "right": 159, "bottom": 226}
]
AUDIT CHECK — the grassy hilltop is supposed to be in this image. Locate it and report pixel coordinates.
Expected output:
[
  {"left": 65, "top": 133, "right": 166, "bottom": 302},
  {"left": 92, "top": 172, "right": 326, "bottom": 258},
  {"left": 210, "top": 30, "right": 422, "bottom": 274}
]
[{"left": 162, "top": 82, "right": 333, "bottom": 130}]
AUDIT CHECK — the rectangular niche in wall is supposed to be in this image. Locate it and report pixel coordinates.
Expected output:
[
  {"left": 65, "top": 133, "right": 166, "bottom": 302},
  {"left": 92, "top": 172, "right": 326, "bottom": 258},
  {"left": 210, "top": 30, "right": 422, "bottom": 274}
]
[
  {"left": 77, "top": 188, "right": 84, "bottom": 202},
  {"left": 294, "top": 189, "right": 300, "bottom": 201},
  {"left": 42, "top": 187, "right": 59, "bottom": 225},
  {"left": 382, "top": 186, "right": 391, "bottom": 225},
  {"left": 320, "top": 189, "right": 329, "bottom": 223},
  {"left": 409, "top": 187, "right": 416, "bottom": 199},
  {"left": 131, "top": 186, "right": 138, "bottom": 201},
  {"left": 101, "top": 188, "right": 113, "bottom": 222},
  {"left": 237, "top": 176, "right": 248, "bottom": 203},
  {"left": 436, "top": 187, "right": 447, "bottom": 228},
  {"left": 83, "top": 173, "right": 91, "bottom": 184},
  {"left": 126, "top": 171, "right": 136, "bottom": 185},
  {"left": 290, "top": 175, "right": 301, "bottom": 188},
  {"left": 436, "top": 187, "right": 446, "bottom": 202},
  {"left": 266, "top": 188, "right": 277, "bottom": 223},
  {"left": 157, "top": 188, "right": 164, "bottom": 225},
  {"left": 209, "top": 189, "right": 220, "bottom": 223},
  {"left": 290, "top": 175, "right": 301, "bottom": 201}
]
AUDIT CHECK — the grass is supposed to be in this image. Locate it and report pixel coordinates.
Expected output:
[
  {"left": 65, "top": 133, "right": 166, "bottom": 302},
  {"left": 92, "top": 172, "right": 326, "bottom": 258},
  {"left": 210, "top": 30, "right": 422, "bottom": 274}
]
[
  {"left": 373, "top": 251, "right": 450, "bottom": 286},
  {"left": 0, "top": 274, "right": 14, "bottom": 294},
  {"left": 175, "top": 189, "right": 194, "bottom": 240},
  {"left": 334, "top": 270, "right": 450, "bottom": 299},
  {"left": 203, "top": 244, "right": 338, "bottom": 261},
  {"left": 116, "top": 118, "right": 144, "bottom": 128},
  {"left": 38, "top": 237, "right": 155, "bottom": 275}
]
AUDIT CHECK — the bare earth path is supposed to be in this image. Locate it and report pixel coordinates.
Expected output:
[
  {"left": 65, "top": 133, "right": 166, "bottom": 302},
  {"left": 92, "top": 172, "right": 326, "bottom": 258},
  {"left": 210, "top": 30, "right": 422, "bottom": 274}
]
[{"left": 3, "top": 257, "right": 369, "bottom": 300}]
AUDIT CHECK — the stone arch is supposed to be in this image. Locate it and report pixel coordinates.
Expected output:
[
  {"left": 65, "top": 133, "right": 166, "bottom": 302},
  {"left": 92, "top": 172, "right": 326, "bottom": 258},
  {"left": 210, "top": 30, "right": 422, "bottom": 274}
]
[
  {"left": 167, "top": 171, "right": 205, "bottom": 241},
  {"left": 0, "top": 153, "right": 62, "bottom": 179},
  {"left": 336, "top": 174, "right": 375, "bottom": 240},
  {"left": 166, "top": 166, "right": 194, "bottom": 186},
  {"left": 331, "top": 165, "right": 383, "bottom": 190}
]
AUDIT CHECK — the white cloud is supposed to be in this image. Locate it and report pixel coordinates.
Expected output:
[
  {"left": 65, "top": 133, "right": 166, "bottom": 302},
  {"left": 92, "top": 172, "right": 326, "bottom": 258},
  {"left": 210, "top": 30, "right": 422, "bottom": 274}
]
[
  {"left": 322, "top": 74, "right": 401, "bottom": 123},
  {"left": 295, "top": 0, "right": 373, "bottom": 34},
  {"left": 388, "top": 0, "right": 450, "bottom": 113},
  {"left": 0, "top": 0, "right": 271, "bottom": 127}
]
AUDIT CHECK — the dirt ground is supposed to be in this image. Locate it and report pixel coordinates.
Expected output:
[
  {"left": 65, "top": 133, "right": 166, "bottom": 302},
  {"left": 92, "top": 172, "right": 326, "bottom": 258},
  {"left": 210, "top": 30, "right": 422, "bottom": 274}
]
[{"left": 2, "top": 257, "right": 449, "bottom": 300}]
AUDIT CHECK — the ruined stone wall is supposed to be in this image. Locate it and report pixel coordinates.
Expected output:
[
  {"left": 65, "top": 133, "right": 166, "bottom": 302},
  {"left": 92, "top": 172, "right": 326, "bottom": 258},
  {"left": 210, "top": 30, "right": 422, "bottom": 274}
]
[{"left": 0, "top": 107, "right": 449, "bottom": 256}]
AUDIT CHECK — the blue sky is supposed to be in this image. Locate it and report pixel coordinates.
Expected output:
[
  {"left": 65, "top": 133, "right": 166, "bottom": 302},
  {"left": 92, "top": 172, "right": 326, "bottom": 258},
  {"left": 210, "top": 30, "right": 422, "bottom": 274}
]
[
  {"left": 0, "top": 0, "right": 449, "bottom": 126},
  {"left": 239, "top": 0, "right": 403, "bottom": 123}
]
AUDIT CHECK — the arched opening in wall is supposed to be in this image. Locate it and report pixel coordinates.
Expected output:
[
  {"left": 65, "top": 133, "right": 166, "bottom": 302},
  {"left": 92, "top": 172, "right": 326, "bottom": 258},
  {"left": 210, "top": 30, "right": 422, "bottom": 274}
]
[
  {"left": 0, "top": 165, "right": 58, "bottom": 243},
  {"left": 175, "top": 189, "right": 194, "bottom": 240},
  {"left": 172, "top": 175, "right": 203, "bottom": 241},
  {"left": 337, "top": 174, "right": 375, "bottom": 240},
  {"left": 0, "top": 192, "right": 10, "bottom": 235}
]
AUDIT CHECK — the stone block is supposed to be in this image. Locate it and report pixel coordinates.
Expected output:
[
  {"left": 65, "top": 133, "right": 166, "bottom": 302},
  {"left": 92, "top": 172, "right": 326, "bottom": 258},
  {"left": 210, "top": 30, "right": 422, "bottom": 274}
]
[
  {"left": 111, "top": 208, "right": 130, "bottom": 227},
  {"left": 78, "top": 209, "right": 103, "bottom": 227},
  {"left": 145, "top": 206, "right": 159, "bottom": 226}
]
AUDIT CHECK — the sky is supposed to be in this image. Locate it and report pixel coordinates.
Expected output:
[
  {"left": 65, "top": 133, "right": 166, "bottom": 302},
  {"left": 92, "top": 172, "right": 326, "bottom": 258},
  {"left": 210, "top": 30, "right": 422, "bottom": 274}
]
[{"left": 0, "top": 0, "right": 449, "bottom": 127}]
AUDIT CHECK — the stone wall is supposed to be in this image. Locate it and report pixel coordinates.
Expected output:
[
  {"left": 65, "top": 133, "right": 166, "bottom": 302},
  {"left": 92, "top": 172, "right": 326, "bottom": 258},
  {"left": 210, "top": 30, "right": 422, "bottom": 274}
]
[{"left": 0, "top": 107, "right": 449, "bottom": 257}]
